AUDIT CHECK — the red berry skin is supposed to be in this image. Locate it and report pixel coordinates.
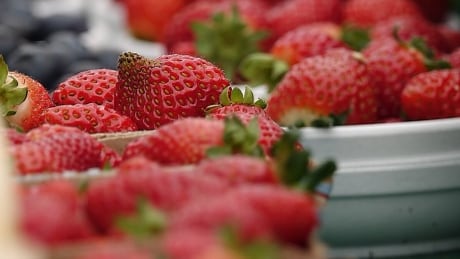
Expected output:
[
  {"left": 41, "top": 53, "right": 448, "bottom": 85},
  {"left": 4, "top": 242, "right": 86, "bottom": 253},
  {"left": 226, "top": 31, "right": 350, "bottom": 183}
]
[
  {"left": 2, "top": 128, "right": 29, "bottom": 145},
  {"left": 401, "top": 69, "right": 460, "bottom": 120},
  {"left": 267, "top": 0, "right": 342, "bottom": 40},
  {"left": 227, "top": 185, "right": 318, "bottom": 246},
  {"left": 6, "top": 72, "right": 54, "bottom": 132},
  {"left": 270, "top": 23, "right": 347, "bottom": 66},
  {"left": 115, "top": 52, "right": 230, "bottom": 130},
  {"left": 85, "top": 156, "right": 228, "bottom": 233},
  {"left": 122, "top": 118, "right": 225, "bottom": 165},
  {"left": 371, "top": 16, "right": 450, "bottom": 54},
  {"left": 19, "top": 180, "right": 95, "bottom": 246},
  {"left": 208, "top": 106, "right": 284, "bottom": 156},
  {"left": 161, "top": 228, "right": 222, "bottom": 259},
  {"left": 267, "top": 48, "right": 378, "bottom": 126},
  {"left": 44, "top": 103, "right": 138, "bottom": 134},
  {"left": 52, "top": 69, "right": 118, "bottom": 109},
  {"left": 363, "top": 38, "right": 427, "bottom": 119},
  {"left": 196, "top": 155, "right": 278, "bottom": 186},
  {"left": 11, "top": 124, "right": 112, "bottom": 174},
  {"left": 343, "top": 0, "right": 423, "bottom": 28},
  {"left": 169, "top": 192, "right": 273, "bottom": 242}
]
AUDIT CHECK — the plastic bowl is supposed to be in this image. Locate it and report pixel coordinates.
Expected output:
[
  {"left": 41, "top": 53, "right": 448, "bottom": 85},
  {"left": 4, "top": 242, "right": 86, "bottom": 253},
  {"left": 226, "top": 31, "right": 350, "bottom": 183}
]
[{"left": 299, "top": 118, "right": 460, "bottom": 258}]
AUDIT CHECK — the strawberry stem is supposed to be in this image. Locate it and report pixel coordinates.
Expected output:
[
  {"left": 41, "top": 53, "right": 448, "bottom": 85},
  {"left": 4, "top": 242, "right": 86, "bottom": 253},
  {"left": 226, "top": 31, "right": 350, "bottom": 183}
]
[
  {"left": 341, "top": 24, "right": 370, "bottom": 51},
  {"left": 191, "top": 5, "right": 267, "bottom": 81},
  {"left": 239, "top": 53, "right": 289, "bottom": 92},
  {"left": 271, "top": 129, "right": 337, "bottom": 194},
  {"left": 0, "top": 55, "right": 28, "bottom": 117},
  {"left": 206, "top": 116, "right": 265, "bottom": 158},
  {"left": 115, "top": 197, "right": 167, "bottom": 238}
]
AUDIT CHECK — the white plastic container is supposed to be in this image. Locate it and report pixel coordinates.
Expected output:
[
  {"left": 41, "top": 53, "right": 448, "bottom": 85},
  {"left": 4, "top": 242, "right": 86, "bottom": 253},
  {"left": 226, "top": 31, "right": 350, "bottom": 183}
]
[{"left": 299, "top": 118, "right": 460, "bottom": 258}]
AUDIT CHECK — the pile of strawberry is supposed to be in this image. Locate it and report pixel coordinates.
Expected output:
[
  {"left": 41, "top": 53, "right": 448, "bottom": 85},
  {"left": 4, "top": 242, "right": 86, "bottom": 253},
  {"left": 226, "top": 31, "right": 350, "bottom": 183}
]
[
  {"left": 1, "top": 41, "right": 334, "bottom": 258},
  {"left": 120, "top": 0, "right": 460, "bottom": 125}
]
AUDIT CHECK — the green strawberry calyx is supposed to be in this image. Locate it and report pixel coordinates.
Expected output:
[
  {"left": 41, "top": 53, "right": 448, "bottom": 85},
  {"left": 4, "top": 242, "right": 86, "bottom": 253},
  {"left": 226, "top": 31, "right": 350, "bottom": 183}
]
[
  {"left": 192, "top": 5, "right": 268, "bottom": 81},
  {"left": 206, "top": 86, "right": 267, "bottom": 113},
  {"left": 115, "top": 197, "right": 167, "bottom": 238},
  {"left": 0, "top": 55, "right": 28, "bottom": 117},
  {"left": 239, "top": 53, "right": 290, "bottom": 92},
  {"left": 270, "top": 129, "right": 337, "bottom": 193},
  {"left": 206, "top": 115, "right": 265, "bottom": 158},
  {"left": 391, "top": 27, "right": 452, "bottom": 71}
]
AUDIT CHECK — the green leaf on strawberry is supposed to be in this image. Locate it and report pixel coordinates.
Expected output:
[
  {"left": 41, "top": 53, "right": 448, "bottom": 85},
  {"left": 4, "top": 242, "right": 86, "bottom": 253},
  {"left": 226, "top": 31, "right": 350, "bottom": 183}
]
[
  {"left": 0, "top": 55, "right": 28, "bottom": 117},
  {"left": 192, "top": 5, "right": 267, "bottom": 81},
  {"left": 115, "top": 197, "right": 167, "bottom": 238}
]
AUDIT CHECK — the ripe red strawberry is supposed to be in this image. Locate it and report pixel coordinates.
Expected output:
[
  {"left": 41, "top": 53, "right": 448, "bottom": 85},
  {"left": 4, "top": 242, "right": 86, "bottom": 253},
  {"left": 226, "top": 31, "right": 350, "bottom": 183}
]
[
  {"left": 448, "top": 47, "right": 460, "bottom": 68},
  {"left": 438, "top": 26, "right": 460, "bottom": 53},
  {"left": 2, "top": 128, "right": 29, "bottom": 145},
  {"left": 163, "top": 0, "right": 270, "bottom": 53},
  {"left": 270, "top": 23, "right": 347, "bottom": 66},
  {"left": 44, "top": 103, "right": 138, "bottom": 134},
  {"left": 0, "top": 55, "right": 54, "bottom": 131},
  {"left": 11, "top": 124, "right": 117, "bottom": 174},
  {"left": 343, "top": 0, "right": 423, "bottom": 28},
  {"left": 52, "top": 69, "right": 118, "bottom": 109},
  {"left": 371, "top": 16, "right": 450, "bottom": 53},
  {"left": 196, "top": 155, "right": 278, "bottom": 186},
  {"left": 267, "top": 0, "right": 342, "bottom": 40},
  {"left": 206, "top": 86, "right": 284, "bottom": 155},
  {"left": 19, "top": 180, "right": 94, "bottom": 246},
  {"left": 170, "top": 184, "right": 318, "bottom": 246},
  {"left": 267, "top": 48, "right": 378, "bottom": 127},
  {"left": 362, "top": 37, "right": 449, "bottom": 119},
  {"left": 401, "top": 69, "right": 460, "bottom": 120},
  {"left": 122, "top": 117, "right": 225, "bottom": 165},
  {"left": 115, "top": 52, "right": 229, "bottom": 130},
  {"left": 120, "top": 0, "right": 186, "bottom": 42},
  {"left": 67, "top": 238, "right": 153, "bottom": 259},
  {"left": 85, "top": 156, "right": 228, "bottom": 233}
]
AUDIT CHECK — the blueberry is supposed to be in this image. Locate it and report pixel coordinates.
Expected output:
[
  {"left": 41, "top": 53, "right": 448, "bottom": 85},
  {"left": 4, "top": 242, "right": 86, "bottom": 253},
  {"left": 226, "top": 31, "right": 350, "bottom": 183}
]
[
  {"left": 0, "top": 9, "right": 39, "bottom": 38},
  {"left": 29, "top": 14, "right": 88, "bottom": 41},
  {"left": 91, "top": 49, "right": 121, "bottom": 70},
  {"left": 0, "top": 25, "right": 25, "bottom": 59},
  {"left": 7, "top": 43, "right": 64, "bottom": 90},
  {"left": 47, "top": 31, "right": 92, "bottom": 63}
]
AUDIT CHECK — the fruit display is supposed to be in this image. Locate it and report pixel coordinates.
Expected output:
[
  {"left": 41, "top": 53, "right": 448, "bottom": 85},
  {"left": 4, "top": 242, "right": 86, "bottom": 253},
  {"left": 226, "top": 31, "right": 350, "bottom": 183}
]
[{"left": 1, "top": 0, "right": 460, "bottom": 258}]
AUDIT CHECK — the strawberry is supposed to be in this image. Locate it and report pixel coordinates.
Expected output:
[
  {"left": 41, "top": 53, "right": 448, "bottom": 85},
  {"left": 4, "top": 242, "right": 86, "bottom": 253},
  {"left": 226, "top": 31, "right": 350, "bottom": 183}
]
[
  {"left": 448, "top": 47, "right": 460, "bottom": 68},
  {"left": 115, "top": 52, "right": 229, "bottom": 130},
  {"left": 414, "top": 0, "right": 449, "bottom": 24},
  {"left": 363, "top": 36, "right": 450, "bottom": 119},
  {"left": 11, "top": 124, "right": 117, "bottom": 174},
  {"left": 120, "top": 0, "right": 186, "bottom": 42},
  {"left": 2, "top": 128, "right": 29, "bottom": 145},
  {"left": 371, "top": 16, "right": 450, "bottom": 53},
  {"left": 196, "top": 155, "right": 278, "bottom": 186},
  {"left": 122, "top": 117, "right": 225, "bottom": 165},
  {"left": 170, "top": 184, "right": 318, "bottom": 246},
  {"left": 190, "top": 0, "right": 270, "bottom": 81},
  {"left": 0, "top": 55, "right": 54, "bottom": 131},
  {"left": 269, "top": 23, "right": 348, "bottom": 66},
  {"left": 84, "top": 156, "right": 228, "bottom": 233},
  {"left": 19, "top": 180, "right": 94, "bottom": 246},
  {"left": 162, "top": 226, "right": 284, "bottom": 259},
  {"left": 343, "top": 0, "right": 423, "bottom": 28},
  {"left": 401, "top": 69, "right": 460, "bottom": 120},
  {"left": 44, "top": 103, "right": 138, "bottom": 134},
  {"left": 52, "top": 69, "right": 118, "bottom": 109},
  {"left": 206, "top": 86, "right": 284, "bottom": 156},
  {"left": 163, "top": 0, "right": 270, "bottom": 53},
  {"left": 267, "top": 48, "right": 378, "bottom": 127},
  {"left": 67, "top": 238, "right": 153, "bottom": 259},
  {"left": 438, "top": 26, "right": 460, "bottom": 53},
  {"left": 240, "top": 22, "right": 349, "bottom": 90},
  {"left": 163, "top": 1, "right": 220, "bottom": 51},
  {"left": 266, "top": 0, "right": 342, "bottom": 40}
]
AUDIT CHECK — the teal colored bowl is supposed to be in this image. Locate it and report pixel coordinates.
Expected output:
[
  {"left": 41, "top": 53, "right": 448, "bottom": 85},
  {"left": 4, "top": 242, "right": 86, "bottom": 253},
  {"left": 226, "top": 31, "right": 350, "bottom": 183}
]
[{"left": 300, "top": 118, "right": 460, "bottom": 258}]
